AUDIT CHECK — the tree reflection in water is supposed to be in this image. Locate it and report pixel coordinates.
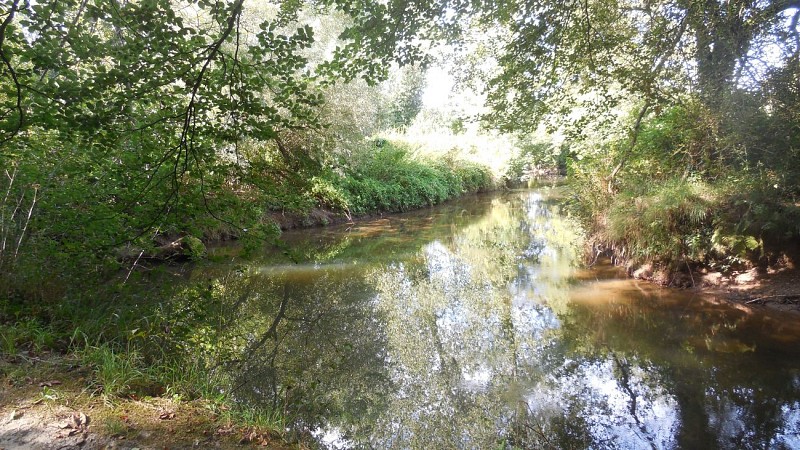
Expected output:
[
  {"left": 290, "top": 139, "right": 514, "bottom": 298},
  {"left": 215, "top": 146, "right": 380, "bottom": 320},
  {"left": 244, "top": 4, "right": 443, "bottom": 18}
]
[{"left": 190, "top": 189, "right": 800, "bottom": 449}]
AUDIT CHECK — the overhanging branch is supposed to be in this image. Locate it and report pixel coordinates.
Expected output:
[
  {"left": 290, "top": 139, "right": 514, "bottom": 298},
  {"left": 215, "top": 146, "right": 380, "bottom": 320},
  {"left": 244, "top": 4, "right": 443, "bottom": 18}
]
[{"left": 0, "top": 0, "right": 24, "bottom": 146}]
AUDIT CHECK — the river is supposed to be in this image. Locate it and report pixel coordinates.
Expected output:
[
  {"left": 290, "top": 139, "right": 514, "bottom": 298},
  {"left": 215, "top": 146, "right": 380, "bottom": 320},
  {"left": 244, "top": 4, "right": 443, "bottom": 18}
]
[{"left": 190, "top": 186, "right": 800, "bottom": 449}]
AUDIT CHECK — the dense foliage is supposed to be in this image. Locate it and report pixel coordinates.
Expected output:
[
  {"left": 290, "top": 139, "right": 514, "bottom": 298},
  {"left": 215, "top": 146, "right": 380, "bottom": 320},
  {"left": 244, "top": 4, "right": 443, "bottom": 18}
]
[
  {"left": 565, "top": 88, "right": 800, "bottom": 273},
  {"left": 0, "top": 0, "right": 481, "bottom": 279},
  {"left": 2, "top": 0, "right": 800, "bottom": 443},
  {"left": 335, "top": 141, "right": 492, "bottom": 214},
  {"left": 448, "top": 0, "right": 800, "bottom": 273}
]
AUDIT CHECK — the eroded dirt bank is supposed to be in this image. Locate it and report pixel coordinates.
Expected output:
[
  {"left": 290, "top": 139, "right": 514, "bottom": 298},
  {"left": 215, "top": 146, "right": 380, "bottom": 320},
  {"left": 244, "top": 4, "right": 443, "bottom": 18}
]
[
  {"left": 696, "top": 265, "right": 800, "bottom": 313},
  {"left": 624, "top": 259, "right": 800, "bottom": 313}
]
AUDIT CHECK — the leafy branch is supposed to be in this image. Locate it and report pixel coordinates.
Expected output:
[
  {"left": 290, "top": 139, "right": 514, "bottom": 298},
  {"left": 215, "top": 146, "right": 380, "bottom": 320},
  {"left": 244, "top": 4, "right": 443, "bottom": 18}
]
[{"left": 0, "top": 0, "right": 24, "bottom": 147}]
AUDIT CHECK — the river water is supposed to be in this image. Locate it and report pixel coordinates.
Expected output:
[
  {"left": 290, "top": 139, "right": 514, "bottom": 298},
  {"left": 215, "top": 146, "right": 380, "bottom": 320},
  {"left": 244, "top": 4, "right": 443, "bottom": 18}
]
[{"left": 196, "top": 186, "right": 800, "bottom": 449}]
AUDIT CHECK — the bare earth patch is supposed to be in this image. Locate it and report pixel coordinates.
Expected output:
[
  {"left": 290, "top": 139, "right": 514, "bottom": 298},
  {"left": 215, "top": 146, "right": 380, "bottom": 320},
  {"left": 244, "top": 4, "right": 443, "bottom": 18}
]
[
  {"left": 0, "top": 356, "right": 291, "bottom": 450},
  {"left": 697, "top": 263, "right": 800, "bottom": 313}
]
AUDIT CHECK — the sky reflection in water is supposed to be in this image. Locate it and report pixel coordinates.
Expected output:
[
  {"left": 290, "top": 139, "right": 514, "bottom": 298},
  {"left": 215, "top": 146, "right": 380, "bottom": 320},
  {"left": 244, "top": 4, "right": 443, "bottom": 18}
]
[{"left": 207, "top": 188, "right": 800, "bottom": 449}]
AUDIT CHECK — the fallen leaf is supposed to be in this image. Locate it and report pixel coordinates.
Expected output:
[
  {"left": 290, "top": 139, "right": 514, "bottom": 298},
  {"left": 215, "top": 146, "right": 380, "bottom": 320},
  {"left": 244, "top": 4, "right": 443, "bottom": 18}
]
[
  {"left": 216, "top": 426, "right": 234, "bottom": 435},
  {"left": 158, "top": 411, "right": 175, "bottom": 420},
  {"left": 38, "top": 380, "right": 62, "bottom": 387},
  {"left": 62, "top": 412, "right": 89, "bottom": 431},
  {"left": 239, "top": 430, "right": 259, "bottom": 444},
  {"left": 75, "top": 412, "right": 87, "bottom": 428}
]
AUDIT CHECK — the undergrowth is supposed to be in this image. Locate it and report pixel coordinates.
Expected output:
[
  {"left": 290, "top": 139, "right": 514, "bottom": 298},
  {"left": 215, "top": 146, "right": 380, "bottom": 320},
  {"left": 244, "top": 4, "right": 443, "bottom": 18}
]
[
  {"left": 567, "top": 101, "right": 800, "bottom": 274},
  {"left": 0, "top": 276, "right": 285, "bottom": 439},
  {"left": 575, "top": 173, "right": 800, "bottom": 272},
  {"left": 327, "top": 140, "right": 494, "bottom": 215}
]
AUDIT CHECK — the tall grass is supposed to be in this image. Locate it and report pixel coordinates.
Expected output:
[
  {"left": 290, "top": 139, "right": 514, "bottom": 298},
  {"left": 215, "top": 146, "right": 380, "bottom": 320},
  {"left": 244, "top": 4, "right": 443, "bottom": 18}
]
[
  {"left": 602, "top": 178, "right": 716, "bottom": 265},
  {"left": 328, "top": 141, "right": 494, "bottom": 215},
  {"left": 80, "top": 344, "right": 146, "bottom": 397},
  {"left": 585, "top": 173, "right": 800, "bottom": 271},
  {"left": 0, "top": 318, "right": 58, "bottom": 356}
]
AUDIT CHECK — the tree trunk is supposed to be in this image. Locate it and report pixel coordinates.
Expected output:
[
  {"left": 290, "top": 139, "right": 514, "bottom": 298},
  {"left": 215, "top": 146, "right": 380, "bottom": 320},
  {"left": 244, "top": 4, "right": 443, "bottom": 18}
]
[{"left": 690, "top": 0, "right": 751, "bottom": 110}]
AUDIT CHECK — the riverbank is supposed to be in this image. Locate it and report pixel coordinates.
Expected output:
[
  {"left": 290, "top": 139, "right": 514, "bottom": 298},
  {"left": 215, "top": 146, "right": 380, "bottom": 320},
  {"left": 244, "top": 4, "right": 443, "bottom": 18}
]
[
  {"left": 0, "top": 355, "right": 292, "bottom": 449},
  {"left": 696, "top": 265, "right": 800, "bottom": 313},
  {"left": 0, "top": 161, "right": 497, "bottom": 450},
  {"left": 623, "top": 256, "right": 800, "bottom": 313}
]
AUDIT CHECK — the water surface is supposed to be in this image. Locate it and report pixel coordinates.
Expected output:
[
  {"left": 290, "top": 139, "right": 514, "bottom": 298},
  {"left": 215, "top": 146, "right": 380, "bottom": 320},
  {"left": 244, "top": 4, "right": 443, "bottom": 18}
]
[{"left": 197, "top": 187, "right": 800, "bottom": 449}]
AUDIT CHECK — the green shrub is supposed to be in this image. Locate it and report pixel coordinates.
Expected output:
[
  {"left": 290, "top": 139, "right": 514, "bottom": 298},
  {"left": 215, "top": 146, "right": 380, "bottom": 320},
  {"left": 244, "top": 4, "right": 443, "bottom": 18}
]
[
  {"left": 308, "top": 176, "right": 351, "bottom": 211},
  {"left": 603, "top": 177, "right": 717, "bottom": 265},
  {"left": 333, "top": 141, "right": 493, "bottom": 214},
  {"left": 590, "top": 171, "right": 799, "bottom": 271},
  {"left": 566, "top": 95, "right": 800, "bottom": 272}
]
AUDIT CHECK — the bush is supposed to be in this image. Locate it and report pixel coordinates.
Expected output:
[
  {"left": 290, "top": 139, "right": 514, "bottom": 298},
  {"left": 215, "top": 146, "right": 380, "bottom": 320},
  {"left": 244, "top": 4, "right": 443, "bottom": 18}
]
[
  {"left": 567, "top": 95, "right": 800, "bottom": 273},
  {"left": 589, "top": 171, "right": 799, "bottom": 271},
  {"left": 603, "top": 177, "right": 717, "bottom": 265},
  {"left": 333, "top": 141, "right": 493, "bottom": 214}
]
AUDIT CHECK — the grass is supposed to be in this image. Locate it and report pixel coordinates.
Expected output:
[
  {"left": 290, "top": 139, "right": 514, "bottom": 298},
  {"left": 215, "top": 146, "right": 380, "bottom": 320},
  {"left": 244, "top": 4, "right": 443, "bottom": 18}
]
[
  {"left": 577, "top": 169, "right": 800, "bottom": 276},
  {"left": 102, "top": 414, "right": 134, "bottom": 438},
  {"left": 0, "top": 352, "right": 294, "bottom": 449},
  {"left": 224, "top": 406, "right": 289, "bottom": 433},
  {"left": 0, "top": 319, "right": 58, "bottom": 356},
  {"left": 80, "top": 344, "right": 147, "bottom": 398},
  {"left": 602, "top": 177, "right": 717, "bottom": 264},
  {"left": 0, "top": 278, "right": 303, "bottom": 448}
]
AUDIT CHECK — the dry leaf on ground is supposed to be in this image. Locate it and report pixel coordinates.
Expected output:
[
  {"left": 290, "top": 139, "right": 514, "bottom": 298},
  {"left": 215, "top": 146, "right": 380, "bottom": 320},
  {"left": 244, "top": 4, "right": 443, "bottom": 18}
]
[{"left": 59, "top": 412, "right": 89, "bottom": 431}]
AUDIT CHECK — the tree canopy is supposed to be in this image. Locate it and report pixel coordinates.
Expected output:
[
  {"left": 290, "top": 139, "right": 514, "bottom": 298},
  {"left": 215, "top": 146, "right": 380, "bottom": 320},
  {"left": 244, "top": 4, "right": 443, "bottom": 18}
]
[
  {"left": 444, "top": 0, "right": 800, "bottom": 129},
  {"left": 1, "top": 0, "right": 799, "bottom": 269}
]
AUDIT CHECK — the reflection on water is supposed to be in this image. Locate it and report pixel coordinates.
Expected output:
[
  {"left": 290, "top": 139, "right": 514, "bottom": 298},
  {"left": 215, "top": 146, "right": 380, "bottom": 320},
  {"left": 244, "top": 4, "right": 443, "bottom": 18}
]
[{"left": 191, "top": 188, "right": 800, "bottom": 449}]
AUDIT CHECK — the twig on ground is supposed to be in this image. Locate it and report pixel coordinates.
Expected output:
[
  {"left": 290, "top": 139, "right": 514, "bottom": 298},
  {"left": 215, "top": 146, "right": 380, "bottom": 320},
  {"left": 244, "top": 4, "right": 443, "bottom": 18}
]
[{"left": 745, "top": 294, "right": 800, "bottom": 305}]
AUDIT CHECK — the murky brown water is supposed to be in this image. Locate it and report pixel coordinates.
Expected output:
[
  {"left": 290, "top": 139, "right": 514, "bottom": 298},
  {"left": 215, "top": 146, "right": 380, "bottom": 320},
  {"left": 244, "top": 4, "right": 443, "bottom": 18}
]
[{"left": 198, "top": 186, "right": 800, "bottom": 449}]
